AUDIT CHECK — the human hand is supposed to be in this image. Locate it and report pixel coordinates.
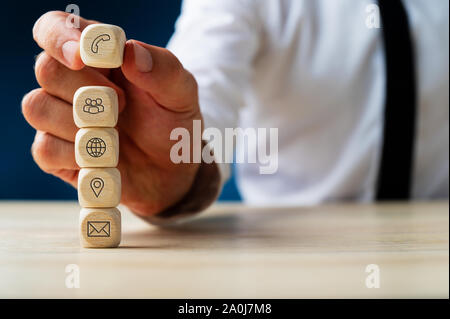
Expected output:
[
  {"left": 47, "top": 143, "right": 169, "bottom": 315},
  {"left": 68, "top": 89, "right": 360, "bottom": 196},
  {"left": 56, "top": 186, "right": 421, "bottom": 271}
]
[{"left": 22, "top": 11, "right": 201, "bottom": 217}]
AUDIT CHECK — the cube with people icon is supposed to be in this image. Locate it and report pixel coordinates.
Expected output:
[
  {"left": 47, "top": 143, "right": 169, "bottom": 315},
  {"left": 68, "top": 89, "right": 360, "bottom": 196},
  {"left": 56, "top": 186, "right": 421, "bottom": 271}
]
[{"left": 73, "top": 86, "right": 119, "bottom": 128}]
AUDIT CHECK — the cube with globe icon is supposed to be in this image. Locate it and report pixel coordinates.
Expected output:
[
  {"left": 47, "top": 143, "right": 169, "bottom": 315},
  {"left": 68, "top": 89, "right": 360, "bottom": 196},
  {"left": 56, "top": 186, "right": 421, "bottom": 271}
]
[{"left": 75, "top": 128, "right": 119, "bottom": 168}]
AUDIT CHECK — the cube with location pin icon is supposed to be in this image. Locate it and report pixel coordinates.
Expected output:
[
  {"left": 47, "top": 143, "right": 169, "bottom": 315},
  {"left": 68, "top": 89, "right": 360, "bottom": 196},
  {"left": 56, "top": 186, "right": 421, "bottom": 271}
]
[{"left": 78, "top": 168, "right": 121, "bottom": 208}]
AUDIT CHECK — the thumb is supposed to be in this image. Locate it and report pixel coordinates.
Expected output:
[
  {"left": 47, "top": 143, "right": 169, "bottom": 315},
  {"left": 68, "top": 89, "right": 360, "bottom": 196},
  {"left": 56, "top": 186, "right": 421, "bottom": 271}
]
[{"left": 121, "top": 40, "right": 198, "bottom": 112}]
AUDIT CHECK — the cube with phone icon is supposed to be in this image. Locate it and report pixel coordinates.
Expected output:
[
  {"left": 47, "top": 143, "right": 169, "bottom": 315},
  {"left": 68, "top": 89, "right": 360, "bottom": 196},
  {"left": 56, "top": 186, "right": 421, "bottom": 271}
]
[{"left": 80, "top": 24, "right": 126, "bottom": 68}]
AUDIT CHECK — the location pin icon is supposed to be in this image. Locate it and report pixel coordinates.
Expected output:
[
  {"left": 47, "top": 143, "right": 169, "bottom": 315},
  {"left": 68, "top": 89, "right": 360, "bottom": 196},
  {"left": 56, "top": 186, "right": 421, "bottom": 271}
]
[{"left": 90, "top": 177, "right": 104, "bottom": 198}]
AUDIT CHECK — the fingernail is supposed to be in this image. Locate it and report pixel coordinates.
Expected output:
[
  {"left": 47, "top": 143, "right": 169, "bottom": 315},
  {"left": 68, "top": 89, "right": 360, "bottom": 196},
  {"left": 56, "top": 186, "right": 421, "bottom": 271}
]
[
  {"left": 62, "top": 40, "right": 78, "bottom": 66},
  {"left": 133, "top": 42, "right": 153, "bottom": 72}
]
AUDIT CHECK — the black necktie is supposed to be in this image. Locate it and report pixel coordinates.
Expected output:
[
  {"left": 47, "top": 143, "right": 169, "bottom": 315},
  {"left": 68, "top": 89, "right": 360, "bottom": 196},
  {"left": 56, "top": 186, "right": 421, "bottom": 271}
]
[{"left": 376, "top": 0, "right": 417, "bottom": 200}]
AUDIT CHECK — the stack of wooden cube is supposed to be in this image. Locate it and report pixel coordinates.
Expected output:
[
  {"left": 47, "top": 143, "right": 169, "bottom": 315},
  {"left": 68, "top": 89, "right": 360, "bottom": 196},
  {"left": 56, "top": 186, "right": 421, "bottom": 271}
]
[{"left": 73, "top": 24, "right": 126, "bottom": 248}]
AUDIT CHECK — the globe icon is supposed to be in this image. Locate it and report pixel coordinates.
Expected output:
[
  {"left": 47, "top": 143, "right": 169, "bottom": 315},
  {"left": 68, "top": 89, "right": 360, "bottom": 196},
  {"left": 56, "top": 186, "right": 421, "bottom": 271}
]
[{"left": 86, "top": 137, "right": 106, "bottom": 157}]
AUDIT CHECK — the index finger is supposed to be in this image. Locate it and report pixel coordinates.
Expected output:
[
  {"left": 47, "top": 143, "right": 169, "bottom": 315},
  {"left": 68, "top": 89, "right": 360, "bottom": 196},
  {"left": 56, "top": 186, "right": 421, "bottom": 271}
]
[{"left": 33, "top": 11, "right": 94, "bottom": 70}]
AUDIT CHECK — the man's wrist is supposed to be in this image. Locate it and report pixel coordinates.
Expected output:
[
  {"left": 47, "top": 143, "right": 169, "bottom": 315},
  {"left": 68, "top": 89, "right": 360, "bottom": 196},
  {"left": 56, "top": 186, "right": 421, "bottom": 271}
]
[{"left": 140, "top": 153, "right": 221, "bottom": 226}]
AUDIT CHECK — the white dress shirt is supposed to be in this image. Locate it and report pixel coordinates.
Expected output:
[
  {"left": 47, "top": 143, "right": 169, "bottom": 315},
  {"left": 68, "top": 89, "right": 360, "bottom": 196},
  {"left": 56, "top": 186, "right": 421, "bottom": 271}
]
[{"left": 167, "top": 0, "right": 449, "bottom": 206}]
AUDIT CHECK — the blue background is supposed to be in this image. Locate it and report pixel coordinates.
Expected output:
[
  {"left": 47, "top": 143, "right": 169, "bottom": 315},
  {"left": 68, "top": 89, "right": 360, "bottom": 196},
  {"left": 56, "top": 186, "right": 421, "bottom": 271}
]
[{"left": 0, "top": 0, "right": 241, "bottom": 201}]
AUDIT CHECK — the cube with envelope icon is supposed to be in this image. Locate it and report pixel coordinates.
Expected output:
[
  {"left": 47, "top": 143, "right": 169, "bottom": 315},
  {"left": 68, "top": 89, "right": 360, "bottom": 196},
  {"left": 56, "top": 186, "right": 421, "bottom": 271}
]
[{"left": 80, "top": 207, "right": 121, "bottom": 248}]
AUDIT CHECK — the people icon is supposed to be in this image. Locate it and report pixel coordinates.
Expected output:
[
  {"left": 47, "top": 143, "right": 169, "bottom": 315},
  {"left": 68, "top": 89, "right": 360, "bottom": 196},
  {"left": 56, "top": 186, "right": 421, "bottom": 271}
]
[{"left": 83, "top": 98, "right": 105, "bottom": 114}]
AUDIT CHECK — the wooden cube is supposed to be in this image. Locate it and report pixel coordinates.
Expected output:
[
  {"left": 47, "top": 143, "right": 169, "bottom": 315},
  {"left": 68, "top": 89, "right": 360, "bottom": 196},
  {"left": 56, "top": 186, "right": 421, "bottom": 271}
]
[
  {"left": 80, "top": 24, "right": 126, "bottom": 68},
  {"left": 73, "top": 86, "right": 118, "bottom": 128},
  {"left": 78, "top": 168, "right": 121, "bottom": 208},
  {"left": 75, "top": 128, "right": 119, "bottom": 168},
  {"left": 80, "top": 207, "right": 121, "bottom": 248}
]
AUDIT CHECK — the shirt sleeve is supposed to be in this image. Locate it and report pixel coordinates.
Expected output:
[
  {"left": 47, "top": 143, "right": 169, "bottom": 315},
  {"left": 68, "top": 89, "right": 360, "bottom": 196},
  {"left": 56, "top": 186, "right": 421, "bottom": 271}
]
[
  {"left": 168, "top": 0, "right": 260, "bottom": 128},
  {"left": 142, "top": 0, "right": 261, "bottom": 225}
]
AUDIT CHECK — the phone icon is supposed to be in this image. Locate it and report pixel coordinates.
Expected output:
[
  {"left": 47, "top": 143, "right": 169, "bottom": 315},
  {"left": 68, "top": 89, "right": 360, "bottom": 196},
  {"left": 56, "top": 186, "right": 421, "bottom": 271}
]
[{"left": 91, "top": 34, "right": 111, "bottom": 53}]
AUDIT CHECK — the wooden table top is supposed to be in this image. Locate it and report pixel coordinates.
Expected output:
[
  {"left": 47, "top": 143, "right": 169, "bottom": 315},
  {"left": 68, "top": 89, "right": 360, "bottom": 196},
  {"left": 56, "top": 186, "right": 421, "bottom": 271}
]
[{"left": 0, "top": 201, "right": 448, "bottom": 298}]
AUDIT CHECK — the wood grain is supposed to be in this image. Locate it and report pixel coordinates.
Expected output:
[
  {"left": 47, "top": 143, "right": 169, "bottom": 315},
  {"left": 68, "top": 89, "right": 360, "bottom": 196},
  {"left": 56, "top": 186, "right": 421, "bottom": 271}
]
[{"left": 0, "top": 201, "right": 447, "bottom": 298}]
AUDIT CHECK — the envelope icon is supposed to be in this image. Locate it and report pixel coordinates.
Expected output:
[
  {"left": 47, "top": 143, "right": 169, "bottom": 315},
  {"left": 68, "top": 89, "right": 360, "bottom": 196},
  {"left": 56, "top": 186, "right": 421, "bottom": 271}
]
[{"left": 87, "top": 221, "right": 110, "bottom": 237}]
